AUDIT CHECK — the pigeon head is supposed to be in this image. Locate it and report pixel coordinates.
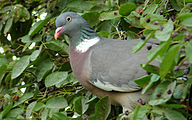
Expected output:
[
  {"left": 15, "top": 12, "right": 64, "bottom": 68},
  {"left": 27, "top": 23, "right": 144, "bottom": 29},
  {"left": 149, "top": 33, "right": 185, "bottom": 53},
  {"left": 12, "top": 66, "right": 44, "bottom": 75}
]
[{"left": 54, "top": 12, "right": 86, "bottom": 39}]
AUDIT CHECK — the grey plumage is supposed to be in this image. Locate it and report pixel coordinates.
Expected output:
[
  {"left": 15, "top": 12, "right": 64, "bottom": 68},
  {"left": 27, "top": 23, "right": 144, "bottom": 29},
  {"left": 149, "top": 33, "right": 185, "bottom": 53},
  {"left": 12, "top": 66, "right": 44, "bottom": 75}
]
[{"left": 55, "top": 12, "right": 158, "bottom": 111}]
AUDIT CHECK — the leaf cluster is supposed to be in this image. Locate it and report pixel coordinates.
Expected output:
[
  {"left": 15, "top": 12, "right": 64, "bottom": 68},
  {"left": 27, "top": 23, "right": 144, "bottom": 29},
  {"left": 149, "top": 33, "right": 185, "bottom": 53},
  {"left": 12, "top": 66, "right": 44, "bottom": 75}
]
[{"left": 0, "top": 0, "right": 192, "bottom": 120}]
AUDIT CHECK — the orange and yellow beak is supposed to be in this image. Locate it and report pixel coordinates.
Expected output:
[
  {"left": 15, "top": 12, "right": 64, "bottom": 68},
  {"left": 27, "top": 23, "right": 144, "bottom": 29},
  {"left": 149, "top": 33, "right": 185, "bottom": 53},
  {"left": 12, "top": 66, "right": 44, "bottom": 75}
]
[
  {"left": 54, "top": 26, "right": 64, "bottom": 40},
  {"left": 54, "top": 33, "right": 60, "bottom": 40}
]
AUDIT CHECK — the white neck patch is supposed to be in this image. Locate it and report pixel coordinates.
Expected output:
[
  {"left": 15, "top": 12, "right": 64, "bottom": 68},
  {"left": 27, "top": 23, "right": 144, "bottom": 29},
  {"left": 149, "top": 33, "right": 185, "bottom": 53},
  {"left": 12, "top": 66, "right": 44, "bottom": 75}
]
[{"left": 76, "top": 37, "right": 100, "bottom": 53}]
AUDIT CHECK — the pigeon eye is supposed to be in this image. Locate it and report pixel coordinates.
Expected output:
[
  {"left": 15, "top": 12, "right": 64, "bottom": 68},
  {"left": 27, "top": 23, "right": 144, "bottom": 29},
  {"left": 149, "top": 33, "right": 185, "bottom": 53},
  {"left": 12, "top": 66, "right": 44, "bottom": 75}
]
[{"left": 66, "top": 16, "right": 72, "bottom": 22}]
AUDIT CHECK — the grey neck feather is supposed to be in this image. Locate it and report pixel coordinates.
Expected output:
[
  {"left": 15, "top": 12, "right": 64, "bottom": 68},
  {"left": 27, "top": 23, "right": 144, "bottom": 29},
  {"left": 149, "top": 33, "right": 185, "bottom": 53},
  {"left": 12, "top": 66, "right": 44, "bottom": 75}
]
[{"left": 75, "top": 23, "right": 100, "bottom": 47}]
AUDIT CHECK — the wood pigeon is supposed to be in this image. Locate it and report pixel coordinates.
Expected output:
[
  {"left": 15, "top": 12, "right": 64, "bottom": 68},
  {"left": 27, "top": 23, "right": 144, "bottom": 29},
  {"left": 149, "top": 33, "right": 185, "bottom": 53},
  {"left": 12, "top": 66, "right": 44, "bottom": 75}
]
[{"left": 54, "top": 12, "right": 157, "bottom": 112}]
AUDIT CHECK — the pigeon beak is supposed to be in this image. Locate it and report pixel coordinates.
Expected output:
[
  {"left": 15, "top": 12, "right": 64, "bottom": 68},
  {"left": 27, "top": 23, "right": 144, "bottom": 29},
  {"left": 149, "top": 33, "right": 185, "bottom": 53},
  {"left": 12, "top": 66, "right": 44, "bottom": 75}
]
[{"left": 54, "top": 26, "right": 64, "bottom": 40}]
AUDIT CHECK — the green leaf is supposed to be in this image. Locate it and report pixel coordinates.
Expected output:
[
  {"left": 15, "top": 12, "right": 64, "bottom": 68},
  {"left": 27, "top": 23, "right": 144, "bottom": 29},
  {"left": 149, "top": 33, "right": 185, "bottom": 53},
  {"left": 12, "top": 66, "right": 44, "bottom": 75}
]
[
  {"left": 26, "top": 101, "right": 37, "bottom": 118},
  {"left": 140, "top": 13, "right": 166, "bottom": 30},
  {"left": 173, "top": 84, "right": 185, "bottom": 99},
  {"left": 2, "top": 102, "right": 13, "bottom": 119},
  {"left": 5, "top": 108, "right": 23, "bottom": 118},
  {"left": 149, "top": 81, "right": 176, "bottom": 105},
  {"left": 176, "top": 13, "right": 192, "bottom": 20},
  {"left": 11, "top": 55, "right": 30, "bottom": 79},
  {"left": 30, "top": 45, "right": 42, "bottom": 61},
  {"left": 99, "top": 11, "right": 121, "bottom": 21},
  {"left": 146, "top": 40, "right": 171, "bottom": 64},
  {"left": 128, "top": 105, "right": 150, "bottom": 120},
  {"left": 185, "top": 42, "right": 192, "bottom": 63},
  {"left": 53, "top": 113, "right": 70, "bottom": 120},
  {"left": 155, "top": 19, "right": 173, "bottom": 41},
  {"left": 67, "top": 0, "right": 93, "bottom": 11},
  {"left": 4, "top": 18, "right": 13, "bottom": 34},
  {"left": 142, "top": 64, "right": 160, "bottom": 75},
  {"left": 182, "top": 16, "right": 192, "bottom": 27},
  {"left": 0, "top": 58, "right": 8, "bottom": 67},
  {"left": 13, "top": 92, "right": 33, "bottom": 107},
  {"left": 46, "top": 40, "right": 69, "bottom": 54},
  {"left": 90, "top": 96, "right": 111, "bottom": 120},
  {"left": 82, "top": 12, "right": 100, "bottom": 26},
  {"left": 0, "top": 6, "right": 12, "bottom": 13},
  {"left": 160, "top": 104, "right": 186, "bottom": 108},
  {"left": 134, "top": 75, "right": 152, "bottom": 87},
  {"left": 41, "top": 108, "right": 48, "bottom": 120},
  {"left": 33, "top": 83, "right": 40, "bottom": 98},
  {"left": 74, "top": 96, "right": 89, "bottom": 115},
  {"left": 132, "top": 32, "right": 154, "bottom": 53},
  {"left": 29, "top": 17, "right": 50, "bottom": 37},
  {"left": 36, "top": 59, "right": 54, "bottom": 82},
  {"left": 164, "top": 109, "right": 186, "bottom": 120},
  {"left": 45, "top": 71, "right": 68, "bottom": 87},
  {"left": 46, "top": 96, "right": 68, "bottom": 109},
  {"left": 119, "top": 3, "right": 136, "bottom": 16},
  {"left": 33, "top": 102, "right": 45, "bottom": 111},
  {"left": 160, "top": 44, "right": 180, "bottom": 79},
  {"left": 0, "top": 65, "right": 7, "bottom": 79},
  {"left": 74, "top": 97, "right": 83, "bottom": 115},
  {"left": 90, "top": 4, "right": 109, "bottom": 12}
]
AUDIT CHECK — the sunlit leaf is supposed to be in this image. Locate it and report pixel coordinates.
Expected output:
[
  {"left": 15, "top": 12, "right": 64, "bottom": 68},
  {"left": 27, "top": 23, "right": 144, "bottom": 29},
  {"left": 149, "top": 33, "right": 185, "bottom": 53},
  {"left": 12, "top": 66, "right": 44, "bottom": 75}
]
[
  {"left": 160, "top": 44, "right": 180, "bottom": 79},
  {"left": 46, "top": 96, "right": 68, "bottom": 109},
  {"left": 13, "top": 92, "right": 33, "bottom": 107},
  {"left": 119, "top": 3, "right": 136, "bottom": 16},
  {"left": 164, "top": 109, "right": 186, "bottom": 120},
  {"left": 45, "top": 71, "right": 68, "bottom": 87},
  {"left": 11, "top": 55, "right": 30, "bottom": 79},
  {"left": 26, "top": 101, "right": 37, "bottom": 118},
  {"left": 4, "top": 18, "right": 13, "bottom": 34}
]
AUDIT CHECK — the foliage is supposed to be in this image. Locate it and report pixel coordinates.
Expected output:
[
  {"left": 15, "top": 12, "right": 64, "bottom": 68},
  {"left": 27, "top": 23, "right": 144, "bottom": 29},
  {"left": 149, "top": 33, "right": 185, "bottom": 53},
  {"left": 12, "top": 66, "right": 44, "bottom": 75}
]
[{"left": 0, "top": 0, "right": 192, "bottom": 120}]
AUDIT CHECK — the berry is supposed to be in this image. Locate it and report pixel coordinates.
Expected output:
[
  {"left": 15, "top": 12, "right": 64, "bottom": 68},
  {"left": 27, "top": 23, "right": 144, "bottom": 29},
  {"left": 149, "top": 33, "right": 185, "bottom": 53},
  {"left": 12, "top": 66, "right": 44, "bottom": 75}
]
[
  {"left": 160, "top": 10, "right": 163, "bottom": 15},
  {"left": 55, "top": 6, "right": 59, "bottom": 10},
  {"left": 10, "top": 49, "right": 15, "bottom": 53},
  {"left": 82, "top": 114, "right": 88, "bottom": 119},
  {"left": 172, "top": 32, "right": 178, "bottom": 38},
  {"left": 184, "top": 37, "right": 190, "bottom": 41},
  {"left": 153, "top": 21, "right": 159, "bottom": 25},
  {"left": 114, "top": 12, "right": 117, "bottom": 16},
  {"left": 49, "top": 0, "right": 53, "bottom": 3},
  {"left": 125, "top": 110, "right": 129, "bottom": 116},
  {"left": 147, "top": 45, "right": 152, "bottom": 50},
  {"left": 44, "top": 5, "right": 47, "bottom": 8},
  {"left": 44, "top": 0, "right": 48, "bottom": 3},
  {"left": 137, "top": 98, "right": 145, "bottom": 105},
  {"left": 188, "top": 34, "right": 192, "bottom": 39},
  {"left": 50, "top": 10, "right": 53, "bottom": 13},
  {"left": 33, "top": 16, "right": 37, "bottom": 19},
  {"left": 184, "top": 68, "right": 190, "bottom": 75},
  {"left": 2, "top": 82, "right": 6, "bottom": 86},
  {"left": 145, "top": 18, "right": 150, "bottom": 23},
  {"left": 140, "top": 35, "right": 146, "bottom": 40},
  {"left": 17, "top": 38, "right": 21, "bottom": 42},
  {"left": 82, "top": 92, "right": 86, "bottom": 96},
  {"left": 167, "top": 90, "right": 172, "bottom": 94},
  {"left": 146, "top": 71, "right": 151, "bottom": 75},
  {"left": 43, "top": 35, "right": 47, "bottom": 40},
  {"left": 17, "top": 51, "right": 22, "bottom": 55},
  {"left": 174, "top": 66, "right": 179, "bottom": 72},
  {"left": 183, "top": 61, "right": 189, "bottom": 67},
  {"left": 180, "top": 49, "right": 185, "bottom": 54},
  {"left": 159, "top": 26, "right": 164, "bottom": 31},
  {"left": 0, "top": 18, "right": 2, "bottom": 21},
  {"left": 143, "top": 14, "right": 147, "bottom": 17},
  {"left": 157, "top": 93, "right": 161, "bottom": 97}
]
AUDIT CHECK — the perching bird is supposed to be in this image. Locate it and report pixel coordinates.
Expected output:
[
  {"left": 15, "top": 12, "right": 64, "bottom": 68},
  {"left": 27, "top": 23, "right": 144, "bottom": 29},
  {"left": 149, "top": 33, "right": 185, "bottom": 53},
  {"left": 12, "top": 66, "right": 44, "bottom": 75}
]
[{"left": 54, "top": 12, "right": 157, "bottom": 112}]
